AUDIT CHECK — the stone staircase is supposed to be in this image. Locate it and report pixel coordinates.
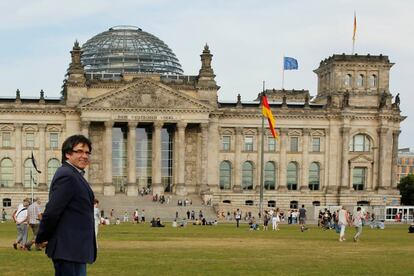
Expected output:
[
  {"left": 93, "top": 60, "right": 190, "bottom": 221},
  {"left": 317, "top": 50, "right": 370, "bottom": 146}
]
[{"left": 96, "top": 193, "right": 217, "bottom": 222}]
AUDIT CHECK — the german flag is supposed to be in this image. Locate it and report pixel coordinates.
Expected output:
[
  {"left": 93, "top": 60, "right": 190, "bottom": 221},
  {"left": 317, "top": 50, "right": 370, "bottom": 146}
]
[{"left": 261, "top": 95, "right": 278, "bottom": 139}]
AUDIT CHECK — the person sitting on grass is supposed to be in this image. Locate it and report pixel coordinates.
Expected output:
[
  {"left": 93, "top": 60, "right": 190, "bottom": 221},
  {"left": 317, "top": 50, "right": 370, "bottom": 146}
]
[
  {"left": 248, "top": 217, "right": 259, "bottom": 230},
  {"left": 156, "top": 217, "right": 165, "bottom": 227}
]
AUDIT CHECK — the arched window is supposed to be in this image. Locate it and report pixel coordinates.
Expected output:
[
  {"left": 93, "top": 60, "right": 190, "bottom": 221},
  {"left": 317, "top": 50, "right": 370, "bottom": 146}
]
[
  {"left": 0, "top": 158, "right": 13, "bottom": 188},
  {"left": 242, "top": 161, "right": 254, "bottom": 190},
  {"left": 287, "top": 162, "right": 298, "bottom": 190},
  {"left": 222, "top": 200, "right": 231, "bottom": 204},
  {"left": 357, "top": 201, "right": 370, "bottom": 206},
  {"left": 312, "top": 201, "right": 321, "bottom": 206},
  {"left": 344, "top": 74, "right": 352, "bottom": 86},
  {"left": 268, "top": 200, "right": 276, "bottom": 207},
  {"left": 350, "top": 134, "right": 371, "bottom": 152},
  {"left": 357, "top": 74, "right": 364, "bottom": 87},
  {"left": 219, "top": 161, "right": 232, "bottom": 190},
  {"left": 290, "top": 201, "right": 298, "bottom": 209},
  {"left": 264, "top": 162, "right": 276, "bottom": 190},
  {"left": 369, "top": 75, "right": 377, "bottom": 87},
  {"left": 47, "top": 158, "right": 60, "bottom": 187},
  {"left": 24, "top": 159, "right": 37, "bottom": 188},
  {"left": 309, "top": 162, "right": 320, "bottom": 191}
]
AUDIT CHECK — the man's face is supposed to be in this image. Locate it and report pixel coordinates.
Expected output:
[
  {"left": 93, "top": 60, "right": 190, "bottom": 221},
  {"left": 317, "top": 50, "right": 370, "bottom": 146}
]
[{"left": 65, "top": 143, "right": 90, "bottom": 170}]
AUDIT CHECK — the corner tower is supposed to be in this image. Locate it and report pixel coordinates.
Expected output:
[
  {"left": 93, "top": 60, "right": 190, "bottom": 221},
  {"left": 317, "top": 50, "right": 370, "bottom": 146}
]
[{"left": 313, "top": 54, "right": 394, "bottom": 108}]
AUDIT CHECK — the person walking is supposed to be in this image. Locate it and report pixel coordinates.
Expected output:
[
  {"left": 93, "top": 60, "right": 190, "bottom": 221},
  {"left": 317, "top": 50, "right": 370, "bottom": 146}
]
[
  {"left": 353, "top": 207, "right": 364, "bottom": 242},
  {"left": 338, "top": 206, "right": 350, "bottom": 242},
  {"left": 13, "top": 198, "right": 30, "bottom": 250},
  {"left": 235, "top": 209, "right": 242, "bottom": 228},
  {"left": 25, "top": 197, "right": 42, "bottom": 250},
  {"left": 94, "top": 199, "right": 101, "bottom": 239},
  {"left": 298, "top": 205, "right": 307, "bottom": 232},
  {"left": 36, "top": 135, "right": 97, "bottom": 275}
]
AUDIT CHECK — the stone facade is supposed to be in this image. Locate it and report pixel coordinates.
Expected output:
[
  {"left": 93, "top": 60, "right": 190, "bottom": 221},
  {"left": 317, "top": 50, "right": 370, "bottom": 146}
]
[{"left": 0, "top": 43, "right": 404, "bottom": 212}]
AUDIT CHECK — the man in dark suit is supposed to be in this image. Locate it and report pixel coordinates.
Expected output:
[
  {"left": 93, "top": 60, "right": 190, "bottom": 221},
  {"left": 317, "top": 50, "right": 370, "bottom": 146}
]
[{"left": 36, "top": 135, "right": 97, "bottom": 276}]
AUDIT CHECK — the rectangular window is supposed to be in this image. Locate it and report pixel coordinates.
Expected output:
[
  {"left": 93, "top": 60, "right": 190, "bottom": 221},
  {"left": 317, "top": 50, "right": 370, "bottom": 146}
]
[
  {"left": 222, "top": 135, "right": 231, "bottom": 151},
  {"left": 312, "top": 137, "right": 320, "bottom": 152},
  {"left": 244, "top": 136, "right": 254, "bottom": 151},
  {"left": 50, "top": 133, "right": 59, "bottom": 149},
  {"left": 353, "top": 167, "right": 366, "bottom": 191},
  {"left": 268, "top": 136, "right": 276, "bottom": 152},
  {"left": 2, "top": 132, "right": 11, "bottom": 147},
  {"left": 290, "top": 137, "right": 299, "bottom": 152},
  {"left": 26, "top": 133, "right": 35, "bottom": 148}
]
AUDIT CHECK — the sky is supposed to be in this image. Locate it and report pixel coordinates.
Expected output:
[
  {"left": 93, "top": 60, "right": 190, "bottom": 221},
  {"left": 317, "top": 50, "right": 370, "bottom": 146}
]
[{"left": 0, "top": 0, "right": 413, "bottom": 148}]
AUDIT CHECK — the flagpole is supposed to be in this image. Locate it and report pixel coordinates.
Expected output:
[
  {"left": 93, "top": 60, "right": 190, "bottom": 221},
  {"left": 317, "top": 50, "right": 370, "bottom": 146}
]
[
  {"left": 352, "top": 11, "right": 356, "bottom": 54},
  {"left": 259, "top": 81, "right": 265, "bottom": 220},
  {"left": 282, "top": 56, "right": 285, "bottom": 89}
]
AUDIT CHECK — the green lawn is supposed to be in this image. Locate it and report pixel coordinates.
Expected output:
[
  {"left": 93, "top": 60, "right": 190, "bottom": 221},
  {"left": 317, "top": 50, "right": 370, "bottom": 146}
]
[{"left": 1, "top": 221, "right": 413, "bottom": 275}]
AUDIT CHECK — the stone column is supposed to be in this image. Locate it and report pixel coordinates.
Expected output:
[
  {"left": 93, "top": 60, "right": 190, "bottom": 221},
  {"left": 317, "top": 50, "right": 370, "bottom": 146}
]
[
  {"left": 322, "top": 128, "right": 330, "bottom": 192},
  {"left": 127, "top": 121, "right": 138, "bottom": 196},
  {"left": 233, "top": 127, "right": 243, "bottom": 192},
  {"left": 200, "top": 123, "right": 210, "bottom": 194},
  {"left": 81, "top": 120, "right": 90, "bottom": 138},
  {"left": 152, "top": 121, "right": 163, "bottom": 196},
  {"left": 14, "top": 123, "right": 23, "bottom": 188},
  {"left": 37, "top": 124, "right": 48, "bottom": 191},
  {"left": 326, "top": 118, "right": 340, "bottom": 193},
  {"left": 103, "top": 121, "right": 115, "bottom": 196},
  {"left": 391, "top": 130, "right": 401, "bottom": 188},
  {"left": 300, "top": 128, "right": 310, "bottom": 191},
  {"left": 80, "top": 120, "right": 90, "bottom": 181},
  {"left": 175, "top": 122, "right": 187, "bottom": 196},
  {"left": 277, "top": 128, "right": 288, "bottom": 192},
  {"left": 340, "top": 127, "right": 350, "bottom": 191},
  {"left": 207, "top": 116, "right": 219, "bottom": 193},
  {"left": 377, "top": 127, "right": 390, "bottom": 190}
]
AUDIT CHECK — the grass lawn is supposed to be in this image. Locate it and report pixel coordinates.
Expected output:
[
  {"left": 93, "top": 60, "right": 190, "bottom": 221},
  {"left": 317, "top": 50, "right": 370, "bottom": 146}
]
[{"left": 0, "top": 221, "right": 413, "bottom": 275}]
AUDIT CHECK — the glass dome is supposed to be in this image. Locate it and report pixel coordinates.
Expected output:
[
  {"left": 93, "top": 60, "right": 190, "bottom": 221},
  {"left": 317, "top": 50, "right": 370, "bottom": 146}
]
[{"left": 81, "top": 26, "right": 183, "bottom": 78}]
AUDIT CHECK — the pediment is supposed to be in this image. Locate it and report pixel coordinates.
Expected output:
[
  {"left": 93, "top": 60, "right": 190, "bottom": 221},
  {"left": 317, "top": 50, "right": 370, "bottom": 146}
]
[
  {"left": 80, "top": 79, "right": 213, "bottom": 112},
  {"left": 349, "top": 155, "right": 373, "bottom": 163}
]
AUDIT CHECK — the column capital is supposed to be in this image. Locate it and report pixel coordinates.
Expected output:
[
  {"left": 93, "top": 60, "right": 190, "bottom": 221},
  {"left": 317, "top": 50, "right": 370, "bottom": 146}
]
[
  {"left": 235, "top": 127, "right": 243, "bottom": 135},
  {"left": 279, "top": 128, "right": 289, "bottom": 135},
  {"left": 340, "top": 126, "right": 351, "bottom": 135},
  {"left": 177, "top": 121, "right": 187, "bottom": 130},
  {"left": 104, "top": 120, "right": 114, "bottom": 128},
  {"left": 81, "top": 120, "right": 90, "bottom": 128},
  {"left": 38, "top": 123, "right": 47, "bottom": 131},
  {"left": 14, "top": 123, "right": 23, "bottom": 130},
  {"left": 153, "top": 121, "right": 164, "bottom": 129},
  {"left": 392, "top": 130, "right": 401, "bottom": 137},
  {"left": 200, "top": 123, "right": 209, "bottom": 131},
  {"left": 303, "top": 128, "right": 311, "bottom": 135},
  {"left": 128, "top": 121, "right": 138, "bottom": 128},
  {"left": 377, "top": 127, "right": 389, "bottom": 135}
]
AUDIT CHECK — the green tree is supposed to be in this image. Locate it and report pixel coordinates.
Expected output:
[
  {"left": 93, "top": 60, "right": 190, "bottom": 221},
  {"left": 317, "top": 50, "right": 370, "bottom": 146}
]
[{"left": 397, "top": 174, "right": 414, "bottom": 205}]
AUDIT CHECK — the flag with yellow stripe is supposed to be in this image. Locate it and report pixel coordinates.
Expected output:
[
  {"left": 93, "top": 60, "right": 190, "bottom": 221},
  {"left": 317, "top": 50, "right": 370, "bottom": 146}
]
[{"left": 261, "top": 95, "right": 278, "bottom": 139}]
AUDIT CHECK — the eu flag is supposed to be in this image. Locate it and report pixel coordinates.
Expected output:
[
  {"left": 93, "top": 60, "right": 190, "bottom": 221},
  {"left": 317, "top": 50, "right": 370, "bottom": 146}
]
[{"left": 284, "top": 57, "right": 298, "bottom": 70}]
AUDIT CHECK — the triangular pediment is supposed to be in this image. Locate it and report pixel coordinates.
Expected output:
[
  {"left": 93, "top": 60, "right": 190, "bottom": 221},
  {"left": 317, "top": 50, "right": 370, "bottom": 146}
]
[
  {"left": 349, "top": 155, "right": 373, "bottom": 163},
  {"left": 80, "top": 79, "right": 213, "bottom": 112}
]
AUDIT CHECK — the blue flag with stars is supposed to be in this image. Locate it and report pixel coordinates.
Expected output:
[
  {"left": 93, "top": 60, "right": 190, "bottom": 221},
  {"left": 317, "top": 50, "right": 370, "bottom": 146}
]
[{"left": 284, "top": 57, "right": 298, "bottom": 70}]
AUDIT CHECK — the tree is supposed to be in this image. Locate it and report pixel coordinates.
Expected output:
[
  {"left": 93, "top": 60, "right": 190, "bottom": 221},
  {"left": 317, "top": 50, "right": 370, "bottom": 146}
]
[{"left": 397, "top": 174, "right": 414, "bottom": 205}]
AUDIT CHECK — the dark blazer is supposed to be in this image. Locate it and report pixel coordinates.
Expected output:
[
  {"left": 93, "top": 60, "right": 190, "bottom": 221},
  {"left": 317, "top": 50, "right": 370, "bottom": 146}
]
[{"left": 36, "top": 162, "right": 97, "bottom": 263}]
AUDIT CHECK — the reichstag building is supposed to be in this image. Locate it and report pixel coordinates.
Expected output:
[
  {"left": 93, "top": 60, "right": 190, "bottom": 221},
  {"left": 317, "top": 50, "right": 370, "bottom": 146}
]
[{"left": 0, "top": 26, "right": 404, "bottom": 210}]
